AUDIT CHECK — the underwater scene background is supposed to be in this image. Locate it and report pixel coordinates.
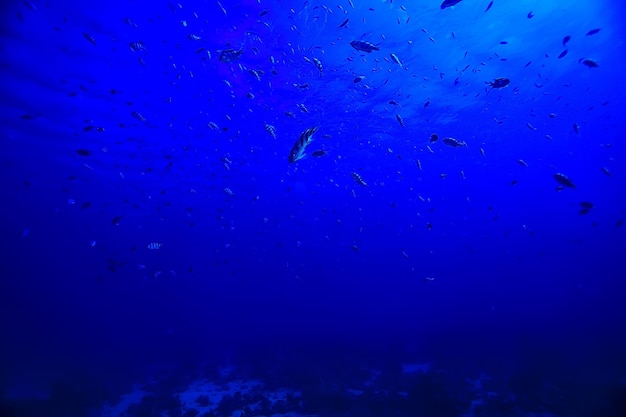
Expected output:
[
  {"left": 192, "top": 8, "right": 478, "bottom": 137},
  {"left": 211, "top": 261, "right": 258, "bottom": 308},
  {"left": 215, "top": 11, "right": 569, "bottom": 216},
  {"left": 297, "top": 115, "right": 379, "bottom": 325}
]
[{"left": 1, "top": 0, "right": 625, "bottom": 416}]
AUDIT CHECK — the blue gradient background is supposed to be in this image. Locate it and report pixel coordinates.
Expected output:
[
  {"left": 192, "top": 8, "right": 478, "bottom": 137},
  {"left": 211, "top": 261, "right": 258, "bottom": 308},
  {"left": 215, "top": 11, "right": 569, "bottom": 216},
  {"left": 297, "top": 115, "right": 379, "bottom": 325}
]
[{"left": 1, "top": 0, "right": 625, "bottom": 415}]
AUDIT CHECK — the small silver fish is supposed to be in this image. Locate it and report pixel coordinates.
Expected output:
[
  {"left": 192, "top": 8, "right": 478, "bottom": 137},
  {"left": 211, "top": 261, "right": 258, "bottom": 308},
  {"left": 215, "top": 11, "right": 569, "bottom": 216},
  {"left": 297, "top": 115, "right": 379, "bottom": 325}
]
[
  {"left": 312, "top": 57, "right": 323, "bottom": 77},
  {"left": 389, "top": 53, "right": 402, "bottom": 67},
  {"left": 248, "top": 69, "right": 262, "bottom": 81},
  {"left": 351, "top": 172, "right": 368, "bottom": 186}
]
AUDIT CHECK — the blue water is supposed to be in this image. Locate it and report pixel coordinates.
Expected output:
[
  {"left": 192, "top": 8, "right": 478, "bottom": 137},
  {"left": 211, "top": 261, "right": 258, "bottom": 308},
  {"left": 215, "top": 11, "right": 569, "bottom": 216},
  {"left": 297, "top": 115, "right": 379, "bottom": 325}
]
[{"left": 1, "top": 0, "right": 626, "bottom": 416}]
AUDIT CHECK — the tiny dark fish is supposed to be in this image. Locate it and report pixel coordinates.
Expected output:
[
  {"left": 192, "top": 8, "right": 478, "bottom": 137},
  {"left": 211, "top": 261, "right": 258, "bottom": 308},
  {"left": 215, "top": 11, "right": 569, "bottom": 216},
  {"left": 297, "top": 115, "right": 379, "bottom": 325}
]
[
  {"left": 131, "top": 111, "right": 147, "bottom": 122},
  {"left": 562, "top": 35, "right": 571, "bottom": 47},
  {"left": 424, "top": 98, "right": 430, "bottom": 108},
  {"left": 553, "top": 172, "right": 576, "bottom": 189},
  {"left": 581, "top": 59, "right": 598, "bottom": 68},
  {"left": 259, "top": 9, "right": 269, "bottom": 16},
  {"left": 580, "top": 201, "right": 593, "bottom": 209},
  {"left": 339, "top": 18, "right": 349, "bottom": 28},
  {"left": 527, "top": 11, "right": 534, "bottom": 18},
  {"left": 111, "top": 215, "right": 123, "bottom": 225},
  {"left": 441, "top": 0, "right": 464, "bottom": 9},
  {"left": 557, "top": 49, "right": 568, "bottom": 59},
  {"left": 353, "top": 75, "right": 364, "bottom": 83},
  {"left": 485, "top": 1, "right": 493, "bottom": 12},
  {"left": 81, "top": 201, "right": 91, "bottom": 209},
  {"left": 76, "top": 149, "right": 91, "bottom": 156},
  {"left": 82, "top": 32, "right": 96, "bottom": 45},
  {"left": 129, "top": 42, "right": 147, "bottom": 52},
  {"left": 586, "top": 28, "right": 601, "bottom": 36},
  {"left": 430, "top": 134, "right": 439, "bottom": 143},
  {"left": 486, "top": 78, "right": 510, "bottom": 88},
  {"left": 499, "top": 41, "right": 508, "bottom": 44},
  {"left": 311, "top": 149, "right": 327, "bottom": 158}
]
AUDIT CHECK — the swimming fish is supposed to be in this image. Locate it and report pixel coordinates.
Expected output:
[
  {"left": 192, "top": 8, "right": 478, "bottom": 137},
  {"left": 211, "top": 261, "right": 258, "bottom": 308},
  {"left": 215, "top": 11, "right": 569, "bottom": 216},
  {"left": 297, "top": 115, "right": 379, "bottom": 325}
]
[
  {"left": 288, "top": 126, "right": 319, "bottom": 163},
  {"left": 553, "top": 172, "right": 576, "bottom": 189},
  {"left": 441, "top": 0, "right": 464, "bottom": 9},
  {"left": 219, "top": 47, "right": 243, "bottom": 62},
  {"left": 442, "top": 137, "right": 467, "bottom": 147},
  {"left": 131, "top": 111, "right": 147, "bottom": 123},
  {"left": 486, "top": 78, "right": 510, "bottom": 88},
  {"left": 351, "top": 172, "right": 368, "bottom": 187},
  {"left": 264, "top": 123, "right": 277, "bottom": 139},
  {"left": 350, "top": 40, "right": 379, "bottom": 53},
  {"left": 562, "top": 35, "right": 571, "bottom": 47},
  {"left": 389, "top": 53, "right": 402, "bottom": 67},
  {"left": 312, "top": 57, "right": 323, "bottom": 77},
  {"left": 581, "top": 59, "right": 598, "bottom": 68},
  {"left": 83, "top": 32, "right": 96, "bottom": 45},
  {"left": 129, "top": 42, "right": 147, "bottom": 52}
]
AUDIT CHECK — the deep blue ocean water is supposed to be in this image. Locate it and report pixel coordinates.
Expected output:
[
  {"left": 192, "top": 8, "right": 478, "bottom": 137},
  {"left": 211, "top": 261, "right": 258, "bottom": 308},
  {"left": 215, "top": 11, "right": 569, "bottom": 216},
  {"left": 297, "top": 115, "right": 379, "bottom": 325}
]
[{"left": 1, "top": 0, "right": 626, "bottom": 416}]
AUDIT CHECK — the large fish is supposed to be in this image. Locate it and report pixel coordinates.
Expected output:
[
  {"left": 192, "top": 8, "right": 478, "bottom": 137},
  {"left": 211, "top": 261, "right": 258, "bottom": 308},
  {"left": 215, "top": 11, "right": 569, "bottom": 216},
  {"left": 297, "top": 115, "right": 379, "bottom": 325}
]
[
  {"left": 350, "top": 40, "right": 379, "bottom": 53},
  {"left": 441, "top": 0, "right": 464, "bottom": 9},
  {"left": 288, "top": 126, "right": 319, "bottom": 163}
]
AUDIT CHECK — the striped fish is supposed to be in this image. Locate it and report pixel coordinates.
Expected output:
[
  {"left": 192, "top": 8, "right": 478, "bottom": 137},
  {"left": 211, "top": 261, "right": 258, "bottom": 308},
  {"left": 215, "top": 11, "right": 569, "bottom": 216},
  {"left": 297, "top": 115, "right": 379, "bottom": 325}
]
[
  {"left": 264, "top": 123, "right": 277, "bottom": 139},
  {"left": 147, "top": 242, "right": 162, "bottom": 250},
  {"left": 288, "top": 126, "right": 319, "bottom": 163}
]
